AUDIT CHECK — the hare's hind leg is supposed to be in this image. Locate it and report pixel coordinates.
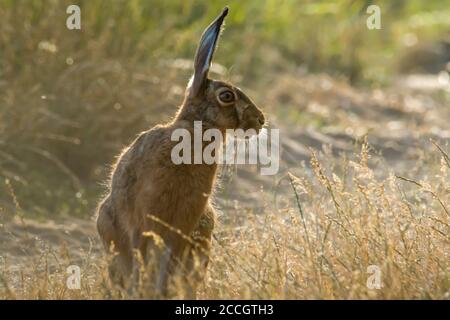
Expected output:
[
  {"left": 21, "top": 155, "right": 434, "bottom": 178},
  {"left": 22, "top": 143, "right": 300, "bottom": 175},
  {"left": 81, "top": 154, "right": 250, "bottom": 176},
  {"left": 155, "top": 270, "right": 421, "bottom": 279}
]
[{"left": 97, "top": 196, "right": 133, "bottom": 286}]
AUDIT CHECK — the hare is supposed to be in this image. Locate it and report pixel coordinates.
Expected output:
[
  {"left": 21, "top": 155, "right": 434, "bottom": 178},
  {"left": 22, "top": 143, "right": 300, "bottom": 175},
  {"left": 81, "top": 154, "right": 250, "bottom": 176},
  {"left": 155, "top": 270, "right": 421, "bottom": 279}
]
[{"left": 96, "top": 7, "right": 265, "bottom": 297}]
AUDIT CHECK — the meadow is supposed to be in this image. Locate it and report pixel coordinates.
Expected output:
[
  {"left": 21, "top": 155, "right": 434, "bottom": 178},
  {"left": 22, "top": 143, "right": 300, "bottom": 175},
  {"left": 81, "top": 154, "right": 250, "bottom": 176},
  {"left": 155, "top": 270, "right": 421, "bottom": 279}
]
[{"left": 0, "top": 0, "right": 449, "bottom": 299}]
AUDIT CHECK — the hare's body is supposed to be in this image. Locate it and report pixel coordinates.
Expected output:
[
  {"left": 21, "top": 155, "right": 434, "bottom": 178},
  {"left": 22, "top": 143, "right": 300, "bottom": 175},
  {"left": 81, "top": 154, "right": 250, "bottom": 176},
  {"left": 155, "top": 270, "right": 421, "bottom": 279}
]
[
  {"left": 97, "top": 123, "right": 217, "bottom": 278},
  {"left": 96, "top": 7, "right": 264, "bottom": 296}
]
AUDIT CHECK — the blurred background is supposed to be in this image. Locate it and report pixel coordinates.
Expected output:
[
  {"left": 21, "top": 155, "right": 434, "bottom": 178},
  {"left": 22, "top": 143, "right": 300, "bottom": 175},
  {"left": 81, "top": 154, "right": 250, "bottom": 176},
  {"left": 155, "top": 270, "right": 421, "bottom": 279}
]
[{"left": 0, "top": 0, "right": 449, "bottom": 219}]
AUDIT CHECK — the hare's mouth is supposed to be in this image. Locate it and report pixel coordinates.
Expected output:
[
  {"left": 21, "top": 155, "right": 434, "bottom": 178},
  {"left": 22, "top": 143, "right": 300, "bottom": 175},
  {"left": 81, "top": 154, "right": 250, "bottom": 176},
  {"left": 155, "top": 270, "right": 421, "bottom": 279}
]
[
  {"left": 236, "top": 123, "right": 264, "bottom": 136},
  {"left": 240, "top": 117, "right": 265, "bottom": 131}
]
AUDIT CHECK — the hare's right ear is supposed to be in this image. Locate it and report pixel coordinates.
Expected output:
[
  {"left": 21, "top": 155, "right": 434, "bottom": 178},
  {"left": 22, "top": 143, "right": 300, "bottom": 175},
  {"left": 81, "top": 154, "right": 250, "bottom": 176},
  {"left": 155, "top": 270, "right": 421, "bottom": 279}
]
[{"left": 189, "top": 7, "right": 229, "bottom": 97}]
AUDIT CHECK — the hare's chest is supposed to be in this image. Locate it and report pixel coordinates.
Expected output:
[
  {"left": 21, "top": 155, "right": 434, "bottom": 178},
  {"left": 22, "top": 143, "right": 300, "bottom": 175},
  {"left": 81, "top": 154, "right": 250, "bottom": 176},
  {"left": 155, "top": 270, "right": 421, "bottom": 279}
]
[{"left": 138, "top": 164, "right": 216, "bottom": 213}]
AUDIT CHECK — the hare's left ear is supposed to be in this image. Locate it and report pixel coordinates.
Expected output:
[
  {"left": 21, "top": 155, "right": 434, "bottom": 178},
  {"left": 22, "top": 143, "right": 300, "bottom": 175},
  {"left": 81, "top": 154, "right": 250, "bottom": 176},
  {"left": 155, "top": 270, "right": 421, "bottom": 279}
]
[{"left": 190, "top": 7, "right": 229, "bottom": 97}]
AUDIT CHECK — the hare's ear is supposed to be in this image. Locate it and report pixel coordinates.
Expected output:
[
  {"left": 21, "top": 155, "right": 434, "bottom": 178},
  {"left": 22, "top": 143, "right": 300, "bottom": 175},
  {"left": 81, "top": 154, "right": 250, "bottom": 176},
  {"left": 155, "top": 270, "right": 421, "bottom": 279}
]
[{"left": 190, "top": 7, "right": 229, "bottom": 97}]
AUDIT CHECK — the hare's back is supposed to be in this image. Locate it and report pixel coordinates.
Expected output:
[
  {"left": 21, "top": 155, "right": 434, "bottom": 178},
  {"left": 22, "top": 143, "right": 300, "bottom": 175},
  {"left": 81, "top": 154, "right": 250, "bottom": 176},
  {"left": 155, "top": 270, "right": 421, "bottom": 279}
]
[
  {"left": 109, "top": 125, "right": 172, "bottom": 201},
  {"left": 114, "top": 124, "right": 172, "bottom": 175}
]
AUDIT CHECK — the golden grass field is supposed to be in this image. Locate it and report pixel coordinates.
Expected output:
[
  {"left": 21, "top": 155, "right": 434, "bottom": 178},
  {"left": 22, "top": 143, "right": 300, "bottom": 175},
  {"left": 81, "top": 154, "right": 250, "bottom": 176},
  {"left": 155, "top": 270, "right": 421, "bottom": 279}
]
[{"left": 0, "top": 1, "right": 449, "bottom": 299}]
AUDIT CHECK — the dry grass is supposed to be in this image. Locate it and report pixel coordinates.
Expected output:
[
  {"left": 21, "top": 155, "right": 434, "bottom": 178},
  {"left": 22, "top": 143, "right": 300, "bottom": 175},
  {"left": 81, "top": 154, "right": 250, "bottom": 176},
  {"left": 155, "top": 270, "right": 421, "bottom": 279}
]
[
  {"left": 206, "top": 144, "right": 448, "bottom": 299},
  {"left": 1, "top": 139, "right": 448, "bottom": 299}
]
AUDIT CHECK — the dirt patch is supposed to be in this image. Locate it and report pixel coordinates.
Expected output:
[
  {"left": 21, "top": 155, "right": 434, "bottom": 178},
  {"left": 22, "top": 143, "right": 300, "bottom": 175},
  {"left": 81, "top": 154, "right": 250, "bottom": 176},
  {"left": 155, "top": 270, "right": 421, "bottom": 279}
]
[{"left": 0, "top": 216, "right": 100, "bottom": 268}]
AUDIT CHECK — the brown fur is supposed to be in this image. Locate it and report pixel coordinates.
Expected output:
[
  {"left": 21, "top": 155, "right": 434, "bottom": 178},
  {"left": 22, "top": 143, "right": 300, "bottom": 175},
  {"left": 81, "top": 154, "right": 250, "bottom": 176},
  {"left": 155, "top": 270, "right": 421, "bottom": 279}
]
[{"left": 96, "top": 7, "right": 265, "bottom": 297}]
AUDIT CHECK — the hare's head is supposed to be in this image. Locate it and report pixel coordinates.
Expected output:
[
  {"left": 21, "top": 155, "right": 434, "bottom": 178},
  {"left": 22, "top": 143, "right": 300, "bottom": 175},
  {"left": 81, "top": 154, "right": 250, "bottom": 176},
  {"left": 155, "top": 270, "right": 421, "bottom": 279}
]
[{"left": 179, "top": 7, "right": 265, "bottom": 133}]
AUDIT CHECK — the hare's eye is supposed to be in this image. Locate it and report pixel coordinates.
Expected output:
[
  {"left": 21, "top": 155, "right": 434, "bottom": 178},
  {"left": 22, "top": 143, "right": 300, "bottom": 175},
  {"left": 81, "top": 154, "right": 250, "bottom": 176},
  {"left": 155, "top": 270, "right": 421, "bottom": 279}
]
[{"left": 218, "top": 90, "right": 235, "bottom": 104}]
